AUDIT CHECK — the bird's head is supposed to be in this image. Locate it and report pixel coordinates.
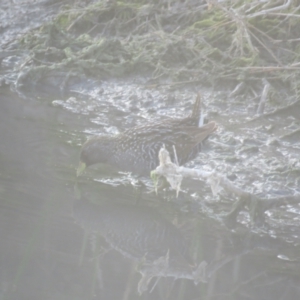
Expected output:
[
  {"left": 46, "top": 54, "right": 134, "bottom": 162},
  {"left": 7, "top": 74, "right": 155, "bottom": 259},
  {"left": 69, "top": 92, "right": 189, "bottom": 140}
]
[{"left": 77, "top": 136, "right": 115, "bottom": 176}]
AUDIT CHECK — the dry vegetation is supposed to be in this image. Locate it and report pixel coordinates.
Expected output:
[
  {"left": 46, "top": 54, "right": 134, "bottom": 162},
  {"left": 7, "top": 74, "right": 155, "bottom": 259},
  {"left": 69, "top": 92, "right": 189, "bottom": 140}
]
[{"left": 14, "top": 0, "right": 300, "bottom": 98}]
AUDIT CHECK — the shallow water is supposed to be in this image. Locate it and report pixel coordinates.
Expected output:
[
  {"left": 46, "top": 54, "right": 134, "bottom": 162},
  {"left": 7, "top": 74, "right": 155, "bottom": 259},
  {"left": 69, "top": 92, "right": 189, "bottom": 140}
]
[
  {"left": 1, "top": 81, "right": 299, "bottom": 299},
  {"left": 0, "top": 1, "right": 300, "bottom": 299}
]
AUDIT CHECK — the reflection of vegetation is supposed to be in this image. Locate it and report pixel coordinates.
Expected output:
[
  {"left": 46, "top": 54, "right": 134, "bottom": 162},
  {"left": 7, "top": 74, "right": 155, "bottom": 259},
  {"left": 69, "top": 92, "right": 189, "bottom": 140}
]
[
  {"left": 152, "top": 146, "right": 300, "bottom": 228},
  {"left": 73, "top": 188, "right": 300, "bottom": 298},
  {"left": 14, "top": 0, "right": 300, "bottom": 94},
  {"left": 73, "top": 199, "right": 207, "bottom": 294}
]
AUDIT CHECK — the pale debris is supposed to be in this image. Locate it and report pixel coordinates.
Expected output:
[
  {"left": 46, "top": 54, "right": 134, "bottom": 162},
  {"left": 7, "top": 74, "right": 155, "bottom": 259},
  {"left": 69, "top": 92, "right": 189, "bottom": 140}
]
[
  {"left": 137, "top": 249, "right": 207, "bottom": 294},
  {"left": 151, "top": 147, "right": 232, "bottom": 197}
]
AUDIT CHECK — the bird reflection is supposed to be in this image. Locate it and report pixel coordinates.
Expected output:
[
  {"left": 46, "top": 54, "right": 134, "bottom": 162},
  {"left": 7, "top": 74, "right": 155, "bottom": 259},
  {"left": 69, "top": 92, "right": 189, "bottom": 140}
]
[{"left": 73, "top": 199, "right": 207, "bottom": 293}]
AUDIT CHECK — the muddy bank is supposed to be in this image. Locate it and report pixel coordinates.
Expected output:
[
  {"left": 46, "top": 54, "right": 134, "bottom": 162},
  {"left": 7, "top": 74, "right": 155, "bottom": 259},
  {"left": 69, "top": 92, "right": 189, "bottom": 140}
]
[
  {"left": 1, "top": 1, "right": 300, "bottom": 99},
  {"left": 0, "top": 1, "right": 299, "bottom": 299}
]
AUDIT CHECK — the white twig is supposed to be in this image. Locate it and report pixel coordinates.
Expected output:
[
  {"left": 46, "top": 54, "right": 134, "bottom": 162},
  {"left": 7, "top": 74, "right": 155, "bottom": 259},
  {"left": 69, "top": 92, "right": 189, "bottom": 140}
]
[
  {"left": 152, "top": 145, "right": 259, "bottom": 199},
  {"left": 172, "top": 145, "right": 179, "bottom": 166},
  {"left": 256, "top": 79, "right": 271, "bottom": 115},
  {"left": 247, "top": 0, "right": 292, "bottom": 18}
]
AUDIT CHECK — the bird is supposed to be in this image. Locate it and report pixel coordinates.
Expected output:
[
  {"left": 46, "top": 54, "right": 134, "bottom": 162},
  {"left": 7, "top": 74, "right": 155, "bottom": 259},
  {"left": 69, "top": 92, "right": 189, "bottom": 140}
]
[
  {"left": 73, "top": 199, "right": 192, "bottom": 265},
  {"left": 73, "top": 198, "right": 208, "bottom": 293},
  {"left": 77, "top": 93, "right": 217, "bottom": 176}
]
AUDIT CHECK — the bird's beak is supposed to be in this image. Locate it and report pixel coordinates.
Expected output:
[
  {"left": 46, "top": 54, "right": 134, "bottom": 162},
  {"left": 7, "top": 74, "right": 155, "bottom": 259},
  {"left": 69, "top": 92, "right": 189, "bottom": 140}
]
[{"left": 76, "top": 161, "right": 86, "bottom": 177}]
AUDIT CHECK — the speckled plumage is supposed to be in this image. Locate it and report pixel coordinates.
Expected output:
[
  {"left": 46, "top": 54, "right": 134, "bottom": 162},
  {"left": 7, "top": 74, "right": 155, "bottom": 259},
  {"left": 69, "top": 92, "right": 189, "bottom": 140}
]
[
  {"left": 79, "top": 94, "right": 217, "bottom": 175},
  {"left": 74, "top": 200, "right": 192, "bottom": 264}
]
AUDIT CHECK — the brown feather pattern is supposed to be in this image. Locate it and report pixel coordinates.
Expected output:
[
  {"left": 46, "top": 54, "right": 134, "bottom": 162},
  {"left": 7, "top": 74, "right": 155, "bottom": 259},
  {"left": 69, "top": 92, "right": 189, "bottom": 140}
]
[{"left": 80, "top": 93, "right": 217, "bottom": 175}]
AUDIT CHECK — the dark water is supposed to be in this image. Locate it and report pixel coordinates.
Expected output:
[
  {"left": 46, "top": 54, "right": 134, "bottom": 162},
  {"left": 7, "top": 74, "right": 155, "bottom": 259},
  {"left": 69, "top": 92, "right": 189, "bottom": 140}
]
[
  {"left": 0, "top": 1, "right": 300, "bottom": 299},
  {"left": 0, "top": 86, "right": 300, "bottom": 299}
]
